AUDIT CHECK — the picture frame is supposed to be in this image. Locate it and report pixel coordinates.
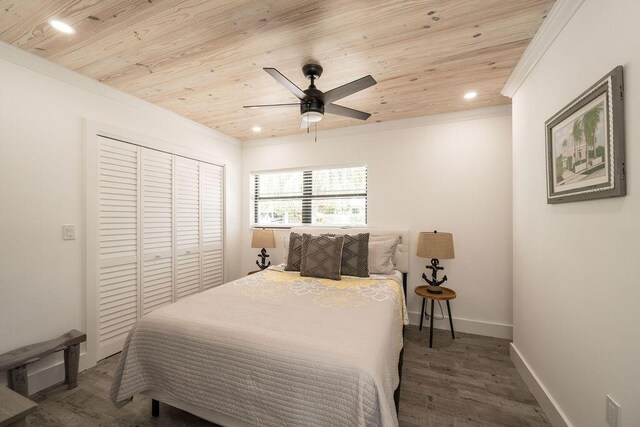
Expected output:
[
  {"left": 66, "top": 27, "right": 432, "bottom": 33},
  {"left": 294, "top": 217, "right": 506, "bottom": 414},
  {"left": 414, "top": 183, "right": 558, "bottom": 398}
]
[{"left": 545, "top": 66, "right": 626, "bottom": 204}]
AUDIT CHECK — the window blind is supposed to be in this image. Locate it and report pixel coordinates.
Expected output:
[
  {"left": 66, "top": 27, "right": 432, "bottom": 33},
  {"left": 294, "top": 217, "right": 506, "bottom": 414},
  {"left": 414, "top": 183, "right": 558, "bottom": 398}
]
[{"left": 252, "top": 165, "right": 367, "bottom": 227}]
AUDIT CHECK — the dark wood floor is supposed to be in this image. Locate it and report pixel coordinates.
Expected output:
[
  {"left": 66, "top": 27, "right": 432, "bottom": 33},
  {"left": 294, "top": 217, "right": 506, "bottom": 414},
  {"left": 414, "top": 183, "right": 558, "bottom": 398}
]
[
  {"left": 399, "top": 326, "right": 549, "bottom": 426},
  {"left": 26, "top": 325, "right": 549, "bottom": 426}
]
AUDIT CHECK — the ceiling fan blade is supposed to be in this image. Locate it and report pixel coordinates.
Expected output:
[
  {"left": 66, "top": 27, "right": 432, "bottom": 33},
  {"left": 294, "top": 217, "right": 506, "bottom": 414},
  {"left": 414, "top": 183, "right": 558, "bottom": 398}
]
[
  {"left": 325, "top": 103, "right": 371, "bottom": 120},
  {"left": 323, "top": 75, "right": 376, "bottom": 103},
  {"left": 264, "top": 68, "right": 306, "bottom": 100},
  {"left": 243, "top": 103, "right": 299, "bottom": 109}
]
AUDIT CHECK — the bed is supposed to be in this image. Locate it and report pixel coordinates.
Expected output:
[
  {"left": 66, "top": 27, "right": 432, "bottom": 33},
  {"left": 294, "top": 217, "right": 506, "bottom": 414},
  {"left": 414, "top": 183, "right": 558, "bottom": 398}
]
[{"left": 111, "top": 228, "right": 409, "bottom": 427}]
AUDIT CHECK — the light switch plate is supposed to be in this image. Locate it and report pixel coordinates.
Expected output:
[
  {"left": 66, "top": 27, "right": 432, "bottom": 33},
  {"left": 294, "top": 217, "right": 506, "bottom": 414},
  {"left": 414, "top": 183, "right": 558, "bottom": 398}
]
[
  {"left": 63, "top": 224, "right": 76, "bottom": 241},
  {"left": 606, "top": 395, "right": 621, "bottom": 427}
]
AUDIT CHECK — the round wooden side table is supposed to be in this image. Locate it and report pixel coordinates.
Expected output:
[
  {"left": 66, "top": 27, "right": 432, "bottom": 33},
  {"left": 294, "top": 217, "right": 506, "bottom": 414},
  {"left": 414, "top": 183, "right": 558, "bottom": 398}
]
[{"left": 414, "top": 285, "right": 457, "bottom": 348}]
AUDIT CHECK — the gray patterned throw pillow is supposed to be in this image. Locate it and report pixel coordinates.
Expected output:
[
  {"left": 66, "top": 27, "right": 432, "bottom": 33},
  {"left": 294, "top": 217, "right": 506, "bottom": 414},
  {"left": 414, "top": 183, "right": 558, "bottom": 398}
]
[
  {"left": 300, "top": 234, "right": 345, "bottom": 280},
  {"left": 284, "top": 232, "right": 303, "bottom": 271},
  {"left": 340, "top": 233, "right": 370, "bottom": 277},
  {"left": 323, "top": 233, "right": 370, "bottom": 277}
]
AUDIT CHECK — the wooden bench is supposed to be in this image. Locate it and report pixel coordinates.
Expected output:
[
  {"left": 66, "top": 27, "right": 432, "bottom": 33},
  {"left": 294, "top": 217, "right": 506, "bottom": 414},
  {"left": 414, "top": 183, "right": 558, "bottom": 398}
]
[
  {"left": 0, "top": 386, "right": 37, "bottom": 426},
  {"left": 0, "top": 330, "right": 86, "bottom": 397}
]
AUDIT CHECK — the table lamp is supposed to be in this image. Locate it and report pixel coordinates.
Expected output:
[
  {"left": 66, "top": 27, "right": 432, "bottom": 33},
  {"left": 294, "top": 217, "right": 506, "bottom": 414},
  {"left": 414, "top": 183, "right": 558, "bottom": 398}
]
[
  {"left": 416, "top": 230, "right": 455, "bottom": 294},
  {"left": 251, "top": 228, "right": 276, "bottom": 270}
]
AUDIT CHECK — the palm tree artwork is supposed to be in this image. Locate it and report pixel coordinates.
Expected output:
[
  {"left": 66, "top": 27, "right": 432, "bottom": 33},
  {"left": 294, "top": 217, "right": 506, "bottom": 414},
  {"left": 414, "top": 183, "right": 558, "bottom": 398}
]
[
  {"left": 564, "top": 103, "right": 603, "bottom": 175},
  {"left": 582, "top": 104, "right": 604, "bottom": 171},
  {"left": 572, "top": 117, "right": 583, "bottom": 168},
  {"left": 546, "top": 66, "right": 624, "bottom": 203}
]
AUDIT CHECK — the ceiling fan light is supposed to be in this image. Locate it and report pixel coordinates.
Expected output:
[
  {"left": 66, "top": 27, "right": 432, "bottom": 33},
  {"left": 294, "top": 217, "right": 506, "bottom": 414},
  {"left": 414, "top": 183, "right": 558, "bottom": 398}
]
[{"left": 302, "top": 111, "right": 323, "bottom": 123}]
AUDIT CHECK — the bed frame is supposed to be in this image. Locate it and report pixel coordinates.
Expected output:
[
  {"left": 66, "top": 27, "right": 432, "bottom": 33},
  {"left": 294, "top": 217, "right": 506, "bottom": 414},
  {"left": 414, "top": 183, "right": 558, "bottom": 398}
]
[
  {"left": 149, "top": 227, "right": 410, "bottom": 423},
  {"left": 395, "top": 271, "right": 407, "bottom": 413}
]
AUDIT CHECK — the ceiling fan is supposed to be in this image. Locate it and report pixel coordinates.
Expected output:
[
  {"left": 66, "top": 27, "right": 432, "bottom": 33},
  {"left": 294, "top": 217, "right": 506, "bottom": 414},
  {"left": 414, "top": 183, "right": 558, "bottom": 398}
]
[{"left": 243, "top": 64, "right": 376, "bottom": 129}]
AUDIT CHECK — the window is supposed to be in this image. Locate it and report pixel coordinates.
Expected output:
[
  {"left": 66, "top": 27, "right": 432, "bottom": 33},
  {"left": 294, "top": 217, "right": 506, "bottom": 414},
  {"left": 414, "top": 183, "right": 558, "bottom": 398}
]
[{"left": 252, "top": 165, "right": 367, "bottom": 227}]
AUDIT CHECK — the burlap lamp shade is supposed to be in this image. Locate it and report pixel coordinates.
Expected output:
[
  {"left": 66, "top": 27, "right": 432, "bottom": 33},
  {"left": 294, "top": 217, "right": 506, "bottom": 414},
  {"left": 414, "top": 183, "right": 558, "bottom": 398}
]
[
  {"left": 251, "top": 228, "right": 275, "bottom": 249},
  {"left": 416, "top": 231, "right": 454, "bottom": 259}
]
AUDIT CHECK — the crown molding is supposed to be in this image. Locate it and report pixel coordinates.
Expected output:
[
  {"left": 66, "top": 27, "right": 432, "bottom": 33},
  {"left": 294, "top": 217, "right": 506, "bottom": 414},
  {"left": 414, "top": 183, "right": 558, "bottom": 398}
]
[
  {"left": 0, "top": 41, "right": 240, "bottom": 146},
  {"left": 501, "top": 0, "right": 586, "bottom": 98},
  {"left": 242, "top": 104, "right": 512, "bottom": 149}
]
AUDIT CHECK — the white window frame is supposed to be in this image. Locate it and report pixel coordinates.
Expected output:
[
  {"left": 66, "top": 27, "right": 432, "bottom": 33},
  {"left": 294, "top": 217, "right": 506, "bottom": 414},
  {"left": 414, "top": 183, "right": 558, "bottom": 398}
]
[{"left": 250, "top": 163, "right": 367, "bottom": 228}]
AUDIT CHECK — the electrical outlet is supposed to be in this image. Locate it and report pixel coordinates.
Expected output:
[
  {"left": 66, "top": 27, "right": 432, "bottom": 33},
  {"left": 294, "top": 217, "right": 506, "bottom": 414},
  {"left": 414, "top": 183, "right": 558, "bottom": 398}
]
[{"left": 606, "top": 395, "right": 621, "bottom": 427}]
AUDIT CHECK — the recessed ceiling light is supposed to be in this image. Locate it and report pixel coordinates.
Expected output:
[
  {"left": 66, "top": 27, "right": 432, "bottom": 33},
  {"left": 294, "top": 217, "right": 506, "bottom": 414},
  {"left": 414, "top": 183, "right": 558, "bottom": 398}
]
[
  {"left": 252, "top": 126, "right": 262, "bottom": 133},
  {"left": 49, "top": 19, "right": 75, "bottom": 34},
  {"left": 464, "top": 91, "right": 478, "bottom": 100}
]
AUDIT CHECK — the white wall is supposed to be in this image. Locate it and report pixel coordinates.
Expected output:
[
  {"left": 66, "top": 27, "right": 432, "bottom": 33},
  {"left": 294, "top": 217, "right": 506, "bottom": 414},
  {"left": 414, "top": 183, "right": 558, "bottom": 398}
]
[
  {"left": 242, "top": 106, "right": 513, "bottom": 338},
  {"left": 511, "top": 0, "right": 640, "bottom": 426},
  {"left": 0, "top": 43, "right": 242, "bottom": 393}
]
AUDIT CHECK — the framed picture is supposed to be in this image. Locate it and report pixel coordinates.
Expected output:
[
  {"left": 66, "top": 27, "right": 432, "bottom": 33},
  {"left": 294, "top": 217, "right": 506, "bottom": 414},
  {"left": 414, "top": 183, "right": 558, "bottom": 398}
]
[{"left": 545, "top": 66, "right": 626, "bottom": 204}]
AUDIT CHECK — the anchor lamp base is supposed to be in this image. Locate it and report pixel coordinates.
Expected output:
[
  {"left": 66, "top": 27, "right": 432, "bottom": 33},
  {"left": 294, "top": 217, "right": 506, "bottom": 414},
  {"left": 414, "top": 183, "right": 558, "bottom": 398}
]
[{"left": 426, "top": 285, "right": 444, "bottom": 294}]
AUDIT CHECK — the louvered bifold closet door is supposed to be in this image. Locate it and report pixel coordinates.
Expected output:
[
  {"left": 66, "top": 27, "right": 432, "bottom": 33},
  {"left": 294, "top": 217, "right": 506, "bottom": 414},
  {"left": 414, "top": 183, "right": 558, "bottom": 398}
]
[
  {"left": 97, "top": 138, "right": 139, "bottom": 360},
  {"left": 200, "top": 163, "right": 224, "bottom": 290},
  {"left": 175, "top": 157, "right": 201, "bottom": 300},
  {"left": 141, "top": 149, "right": 174, "bottom": 315}
]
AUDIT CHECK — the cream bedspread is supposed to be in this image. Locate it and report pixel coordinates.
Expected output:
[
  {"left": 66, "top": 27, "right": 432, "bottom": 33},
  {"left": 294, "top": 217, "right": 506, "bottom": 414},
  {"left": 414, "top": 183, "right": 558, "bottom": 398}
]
[{"left": 111, "top": 267, "right": 408, "bottom": 426}]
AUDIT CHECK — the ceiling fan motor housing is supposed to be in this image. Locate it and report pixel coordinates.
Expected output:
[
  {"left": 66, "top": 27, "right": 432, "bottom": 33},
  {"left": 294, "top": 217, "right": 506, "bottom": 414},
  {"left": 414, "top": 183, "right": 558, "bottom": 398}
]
[{"left": 301, "top": 86, "right": 325, "bottom": 116}]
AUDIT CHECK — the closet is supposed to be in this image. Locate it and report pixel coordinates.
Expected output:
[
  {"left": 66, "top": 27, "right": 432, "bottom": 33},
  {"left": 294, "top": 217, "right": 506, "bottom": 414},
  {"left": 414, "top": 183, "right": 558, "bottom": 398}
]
[{"left": 95, "top": 135, "right": 223, "bottom": 360}]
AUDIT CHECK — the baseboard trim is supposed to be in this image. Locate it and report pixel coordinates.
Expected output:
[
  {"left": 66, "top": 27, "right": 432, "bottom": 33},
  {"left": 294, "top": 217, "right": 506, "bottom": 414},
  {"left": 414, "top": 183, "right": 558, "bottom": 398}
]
[
  {"left": 510, "top": 343, "right": 572, "bottom": 427},
  {"left": 407, "top": 310, "right": 513, "bottom": 339},
  {"left": 0, "top": 352, "right": 90, "bottom": 396}
]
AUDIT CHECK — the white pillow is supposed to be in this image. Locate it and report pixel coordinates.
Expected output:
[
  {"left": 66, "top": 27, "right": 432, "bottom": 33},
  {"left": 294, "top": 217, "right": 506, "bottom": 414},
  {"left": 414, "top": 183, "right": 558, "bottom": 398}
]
[
  {"left": 368, "top": 239, "right": 398, "bottom": 274},
  {"left": 369, "top": 234, "right": 399, "bottom": 243}
]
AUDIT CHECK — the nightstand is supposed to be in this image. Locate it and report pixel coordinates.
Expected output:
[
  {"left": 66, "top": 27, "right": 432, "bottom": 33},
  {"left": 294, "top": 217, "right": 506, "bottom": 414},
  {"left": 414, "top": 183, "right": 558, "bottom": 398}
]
[{"left": 414, "top": 285, "right": 456, "bottom": 348}]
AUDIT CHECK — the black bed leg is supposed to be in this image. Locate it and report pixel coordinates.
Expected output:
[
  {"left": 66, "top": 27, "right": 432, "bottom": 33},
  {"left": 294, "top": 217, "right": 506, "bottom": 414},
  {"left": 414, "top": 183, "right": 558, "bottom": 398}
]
[{"left": 152, "top": 399, "right": 159, "bottom": 417}]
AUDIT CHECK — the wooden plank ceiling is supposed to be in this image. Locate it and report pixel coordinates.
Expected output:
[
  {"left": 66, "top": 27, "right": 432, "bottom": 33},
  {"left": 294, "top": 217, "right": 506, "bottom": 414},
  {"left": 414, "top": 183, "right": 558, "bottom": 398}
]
[{"left": 0, "top": 0, "right": 554, "bottom": 141}]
